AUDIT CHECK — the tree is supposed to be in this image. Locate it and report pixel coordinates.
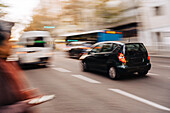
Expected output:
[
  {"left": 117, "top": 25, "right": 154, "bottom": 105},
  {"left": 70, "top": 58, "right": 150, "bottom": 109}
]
[
  {"left": 0, "top": 3, "right": 8, "bottom": 17},
  {"left": 56, "top": 0, "right": 84, "bottom": 33},
  {"left": 95, "top": 0, "right": 122, "bottom": 25},
  {"left": 24, "top": 0, "right": 123, "bottom": 34},
  {"left": 24, "top": 7, "right": 57, "bottom": 31}
]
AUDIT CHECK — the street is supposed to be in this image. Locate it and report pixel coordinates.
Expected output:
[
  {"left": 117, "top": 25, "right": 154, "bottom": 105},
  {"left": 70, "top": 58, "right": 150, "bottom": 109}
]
[
  {"left": 1, "top": 0, "right": 170, "bottom": 113},
  {"left": 24, "top": 52, "right": 170, "bottom": 113}
]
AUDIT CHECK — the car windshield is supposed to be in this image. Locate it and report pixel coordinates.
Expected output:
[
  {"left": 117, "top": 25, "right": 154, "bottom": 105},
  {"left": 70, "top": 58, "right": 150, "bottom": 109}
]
[
  {"left": 26, "top": 37, "right": 46, "bottom": 47},
  {"left": 125, "top": 43, "right": 147, "bottom": 55}
]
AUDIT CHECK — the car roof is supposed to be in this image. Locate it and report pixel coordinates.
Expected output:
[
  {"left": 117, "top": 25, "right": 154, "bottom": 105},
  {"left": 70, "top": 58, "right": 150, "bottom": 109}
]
[
  {"left": 93, "top": 41, "right": 124, "bottom": 46},
  {"left": 20, "top": 31, "right": 51, "bottom": 38},
  {"left": 93, "top": 41, "right": 143, "bottom": 46}
]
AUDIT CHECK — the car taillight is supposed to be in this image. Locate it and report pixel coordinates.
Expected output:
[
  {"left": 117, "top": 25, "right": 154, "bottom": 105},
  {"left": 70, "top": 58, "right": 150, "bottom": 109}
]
[
  {"left": 147, "top": 53, "right": 150, "bottom": 60},
  {"left": 117, "top": 53, "right": 126, "bottom": 63}
]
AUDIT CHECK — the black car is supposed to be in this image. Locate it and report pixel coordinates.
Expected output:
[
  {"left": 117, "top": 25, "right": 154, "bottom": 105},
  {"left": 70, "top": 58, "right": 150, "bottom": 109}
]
[{"left": 80, "top": 41, "right": 151, "bottom": 79}]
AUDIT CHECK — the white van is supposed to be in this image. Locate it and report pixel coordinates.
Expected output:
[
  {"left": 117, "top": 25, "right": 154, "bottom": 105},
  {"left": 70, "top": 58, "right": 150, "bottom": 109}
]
[{"left": 16, "top": 31, "right": 53, "bottom": 66}]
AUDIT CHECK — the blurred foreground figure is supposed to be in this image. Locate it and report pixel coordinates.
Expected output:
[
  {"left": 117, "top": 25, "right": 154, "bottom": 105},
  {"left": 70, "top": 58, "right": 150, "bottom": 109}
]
[{"left": 0, "top": 30, "right": 38, "bottom": 113}]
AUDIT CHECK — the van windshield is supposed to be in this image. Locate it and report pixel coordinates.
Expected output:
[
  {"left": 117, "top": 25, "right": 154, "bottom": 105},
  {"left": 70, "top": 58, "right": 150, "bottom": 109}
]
[
  {"left": 26, "top": 37, "right": 45, "bottom": 47},
  {"left": 125, "top": 43, "right": 147, "bottom": 55}
]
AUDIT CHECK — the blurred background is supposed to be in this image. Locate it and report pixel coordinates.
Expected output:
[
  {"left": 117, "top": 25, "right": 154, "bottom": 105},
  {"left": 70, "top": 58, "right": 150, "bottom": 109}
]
[{"left": 0, "top": 0, "right": 170, "bottom": 56}]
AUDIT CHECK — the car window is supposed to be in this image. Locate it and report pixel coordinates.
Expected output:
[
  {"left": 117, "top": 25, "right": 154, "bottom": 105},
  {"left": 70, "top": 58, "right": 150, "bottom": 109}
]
[
  {"left": 125, "top": 43, "right": 147, "bottom": 55},
  {"left": 112, "top": 44, "right": 120, "bottom": 50},
  {"left": 100, "top": 43, "right": 113, "bottom": 52},
  {"left": 91, "top": 44, "right": 102, "bottom": 53},
  {"left": 112, "top": 44, "right": 122, "bottom": 53}
]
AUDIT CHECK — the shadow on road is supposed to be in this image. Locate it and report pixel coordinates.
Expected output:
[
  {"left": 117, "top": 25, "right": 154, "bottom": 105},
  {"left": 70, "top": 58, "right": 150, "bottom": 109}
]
[
  {"left": 86, "top": 70, "right": 149, "bottom": 81},
  {"left": 19, "top": 64, "right": 48, "bottom": 70},
  {"left": 119, "top": 74, "right": 150, "bottom": 81}
]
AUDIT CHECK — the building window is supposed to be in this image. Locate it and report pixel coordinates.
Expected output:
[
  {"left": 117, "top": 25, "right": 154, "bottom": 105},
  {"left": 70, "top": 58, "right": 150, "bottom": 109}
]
[{"left": 154, "top": 6, "right": 163, "bottom": 16}]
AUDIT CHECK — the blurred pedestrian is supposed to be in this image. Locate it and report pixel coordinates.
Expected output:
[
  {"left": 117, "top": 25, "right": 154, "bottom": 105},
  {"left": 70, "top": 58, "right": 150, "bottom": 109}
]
[{"left": 0, "top": 27, "right": 38, "bottom": 113}]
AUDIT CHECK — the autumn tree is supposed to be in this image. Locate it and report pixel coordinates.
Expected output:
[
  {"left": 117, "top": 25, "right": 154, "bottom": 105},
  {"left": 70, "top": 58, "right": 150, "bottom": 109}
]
[
  {"left": 95, "top": 0, "right": 122, "bottom": 26},
  {"left": 24, "top": 6, "right": 58, "bottom": 32},
  {"left": 24, "top": 0, "right": 123, "bottom": 34},
  {"left": 0, "top": 3, "right": 8, "bottom": 17}
]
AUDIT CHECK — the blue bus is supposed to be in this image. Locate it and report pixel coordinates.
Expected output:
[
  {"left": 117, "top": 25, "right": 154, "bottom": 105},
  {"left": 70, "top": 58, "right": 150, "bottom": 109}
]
[
  {"left": 97, "top": 30, "right": 123, "bottom": 42},
  {"left": 62, "top": 30, "right": 123, "bottom": 43}
]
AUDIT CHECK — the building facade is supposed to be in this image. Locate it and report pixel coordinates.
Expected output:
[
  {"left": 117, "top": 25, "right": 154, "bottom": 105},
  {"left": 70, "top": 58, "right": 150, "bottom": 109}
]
[
  {"left": 138, "top": 0, "right": 170, "bottom": 54},
  {"left": 104, "top": 0, "right": 139, "bottom": 42}
]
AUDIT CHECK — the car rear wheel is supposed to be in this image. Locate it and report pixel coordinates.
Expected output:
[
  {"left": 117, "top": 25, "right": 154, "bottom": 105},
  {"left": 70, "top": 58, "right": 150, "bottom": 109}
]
[
  {"left": 108, "top": 67, "right": 120, "bottom": 80},
  {"left": 82, "top": 61, "right": 88, "bottom": 72}
]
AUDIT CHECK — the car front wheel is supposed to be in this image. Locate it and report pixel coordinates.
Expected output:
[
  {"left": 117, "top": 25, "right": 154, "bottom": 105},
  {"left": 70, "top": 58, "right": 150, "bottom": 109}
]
[
  {"left": 82, "top": 61, "right": 89, "bottom": 72},
  {"left": 108, "top": 67, "right": 120, "bottom": 80}
]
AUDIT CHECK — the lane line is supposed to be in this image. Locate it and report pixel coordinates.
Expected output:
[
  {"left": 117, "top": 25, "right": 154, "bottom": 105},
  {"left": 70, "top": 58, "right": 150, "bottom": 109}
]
[
  {"left": 52, "top": 68, "right": 71, "bottom": 72},
  {"left": 156, "top": 64, "right": 170, "bottom": 68},
  {"left": 57, "top": 55, "right": 66, "bottom": 57},
  {"left": 147, "top": 73, "right": 159, "bottom": 76},
  {"left": 47, "top": 64, "right": 55, "bottom": 67},
  {"left": 72, "top": 75, "right": 101, "bottom": 84},
  {"left": 108, "top": 88, "right": 170, "bottom": 111}
]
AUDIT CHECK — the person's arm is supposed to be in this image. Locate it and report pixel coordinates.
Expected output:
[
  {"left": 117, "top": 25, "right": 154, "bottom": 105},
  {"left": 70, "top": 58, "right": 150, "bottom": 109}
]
[
  {"left": 0, "top": 95, "right": 53, "bottom": 113},
  {"left": 0, "top": 101, "right": 30, "bottom": 113}
]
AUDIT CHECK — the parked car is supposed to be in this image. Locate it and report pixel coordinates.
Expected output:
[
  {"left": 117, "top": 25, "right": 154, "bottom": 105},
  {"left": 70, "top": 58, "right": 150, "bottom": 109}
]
[
  {"left": 67, "top": 41, "right": 93, "bottom": 58},
  {"left": 80, "top": 41, "right": 151, "bottom": 79}
]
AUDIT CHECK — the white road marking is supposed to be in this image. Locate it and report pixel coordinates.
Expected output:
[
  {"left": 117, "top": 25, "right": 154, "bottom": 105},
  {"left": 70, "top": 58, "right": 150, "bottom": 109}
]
[
  {"left": 66, "top": 59, "right": 80, "bottom": 62},
  {"left": 47, "top": 64, "right": 55, "bottom": 67},
  {"left": 108, "top": 88, "right": 170, "bottom": 111},
  {"left": 72, "top": 75, "right": 101, "bottom": 84},
  {"left": 52, "top": 68, "right": 71, "bottom": 72},
  {"left": 147, "top": 73, "right": 159, "bottom": 76},
  {"left": 57, "top": 55, "right": 66, "bottom": 57},
  {"left": 157, "top": 64, "right": 170, "bottom": 68}
]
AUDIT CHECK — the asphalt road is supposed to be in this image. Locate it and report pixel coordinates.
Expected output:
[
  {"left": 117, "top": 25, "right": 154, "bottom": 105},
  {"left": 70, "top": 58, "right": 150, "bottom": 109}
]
[{"left": 23, "top": 51, "right": 170, "bottom": 113}]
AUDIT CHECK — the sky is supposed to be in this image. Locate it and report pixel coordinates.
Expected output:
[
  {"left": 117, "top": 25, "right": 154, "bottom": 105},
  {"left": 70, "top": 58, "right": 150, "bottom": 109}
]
[{"left": 0, "top": 0, "right": 40, "bottom": 40}]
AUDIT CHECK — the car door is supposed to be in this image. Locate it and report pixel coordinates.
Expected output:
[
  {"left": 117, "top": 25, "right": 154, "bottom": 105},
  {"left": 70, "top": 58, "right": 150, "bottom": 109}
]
[
  {"left": 85, "top": 44, "right": 103, "bottom": 70},
  {"left": 93, "top": 43, "right": 114, "bottom": 72}
]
